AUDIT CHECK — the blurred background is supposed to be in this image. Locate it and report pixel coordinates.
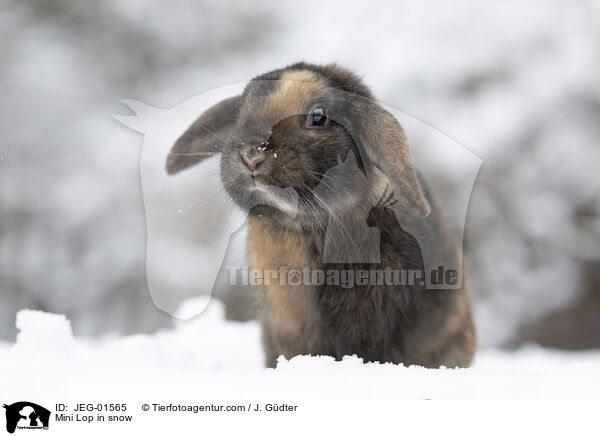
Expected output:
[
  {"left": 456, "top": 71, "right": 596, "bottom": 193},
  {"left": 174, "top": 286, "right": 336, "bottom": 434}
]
[{"left": 1, "top": 0, "right": 599, "bottom": 350}]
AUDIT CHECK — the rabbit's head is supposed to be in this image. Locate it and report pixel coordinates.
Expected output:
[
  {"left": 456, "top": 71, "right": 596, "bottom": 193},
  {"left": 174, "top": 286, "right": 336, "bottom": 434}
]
[{"left": 167, "top": 63, "right": 430, "bottom": 227}]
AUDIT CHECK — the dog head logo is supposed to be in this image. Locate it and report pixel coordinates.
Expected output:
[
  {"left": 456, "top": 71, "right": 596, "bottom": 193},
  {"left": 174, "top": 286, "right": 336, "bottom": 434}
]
[{"left": 3, "top": 402, "right": 50, "bottom": 433}]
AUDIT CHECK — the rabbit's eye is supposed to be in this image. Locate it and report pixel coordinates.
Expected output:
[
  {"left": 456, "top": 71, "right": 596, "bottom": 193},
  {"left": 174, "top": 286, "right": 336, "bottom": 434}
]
[{"left": 307, "top": 106, "right": 327, "bottom": 128}]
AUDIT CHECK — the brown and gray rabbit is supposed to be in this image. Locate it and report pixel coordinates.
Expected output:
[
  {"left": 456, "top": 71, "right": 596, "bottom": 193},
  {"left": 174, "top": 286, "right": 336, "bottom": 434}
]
[{"left": 166, "top": 62, "right": 476, "bottom": 368}]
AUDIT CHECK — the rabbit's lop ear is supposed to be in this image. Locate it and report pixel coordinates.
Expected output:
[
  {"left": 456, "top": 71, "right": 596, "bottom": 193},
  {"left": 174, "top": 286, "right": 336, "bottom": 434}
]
[
  {"left": 166, "top": 95, "right": 241, "bottom": 175},
  {"left": 352, "top": 99, "right": 431, "bottom": 218}
]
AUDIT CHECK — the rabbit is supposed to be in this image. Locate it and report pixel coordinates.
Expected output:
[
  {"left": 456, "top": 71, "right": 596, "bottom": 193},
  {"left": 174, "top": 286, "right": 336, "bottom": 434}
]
[{"left": 166, "top": 62, "right": 476, "bottom": 368}]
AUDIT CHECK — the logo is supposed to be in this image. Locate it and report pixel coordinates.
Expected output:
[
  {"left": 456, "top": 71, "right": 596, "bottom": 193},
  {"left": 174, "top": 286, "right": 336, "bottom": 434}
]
[
  {"left": 3, "top": 402, "right": 50, "bottom": 434},
  {"left": 115, "top": 80, "right": 481, "bottom": 319}
]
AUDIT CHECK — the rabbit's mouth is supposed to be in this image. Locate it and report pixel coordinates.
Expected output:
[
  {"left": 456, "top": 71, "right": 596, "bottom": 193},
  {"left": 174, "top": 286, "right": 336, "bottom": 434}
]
[
  {"left": 252, "top": 173, "right": 273, "bottom": 186},
  {"left": 246, "top": 180, "right": 300, "bottom": 217}
]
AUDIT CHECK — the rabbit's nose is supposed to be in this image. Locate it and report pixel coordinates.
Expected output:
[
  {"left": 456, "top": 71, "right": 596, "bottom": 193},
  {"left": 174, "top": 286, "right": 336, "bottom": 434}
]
[{"left": 241, "top": 151, "right": 266, "bottom": 171}]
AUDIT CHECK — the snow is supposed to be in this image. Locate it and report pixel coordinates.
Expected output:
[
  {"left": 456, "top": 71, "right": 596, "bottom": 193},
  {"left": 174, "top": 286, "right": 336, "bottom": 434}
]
[{"left": 2, "top": 299, "right": 600, "bottom": 406}]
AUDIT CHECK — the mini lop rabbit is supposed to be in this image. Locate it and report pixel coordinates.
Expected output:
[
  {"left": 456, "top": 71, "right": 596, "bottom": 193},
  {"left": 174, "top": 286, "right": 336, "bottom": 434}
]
[{"left": 167, "top": 63, "right": 476, "bottom": 368}]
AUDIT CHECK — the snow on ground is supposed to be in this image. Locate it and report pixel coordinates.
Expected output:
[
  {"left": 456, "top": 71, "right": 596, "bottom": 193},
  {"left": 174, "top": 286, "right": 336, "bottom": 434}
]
[{"left": 1, "top": 297, "right": 599, "bottom": 405}]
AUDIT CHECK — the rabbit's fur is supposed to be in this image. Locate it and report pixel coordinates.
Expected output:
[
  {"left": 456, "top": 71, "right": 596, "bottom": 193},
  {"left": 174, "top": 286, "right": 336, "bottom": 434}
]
[{"left": 167, "top": 63, "right": 476, "bottom": 368}]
